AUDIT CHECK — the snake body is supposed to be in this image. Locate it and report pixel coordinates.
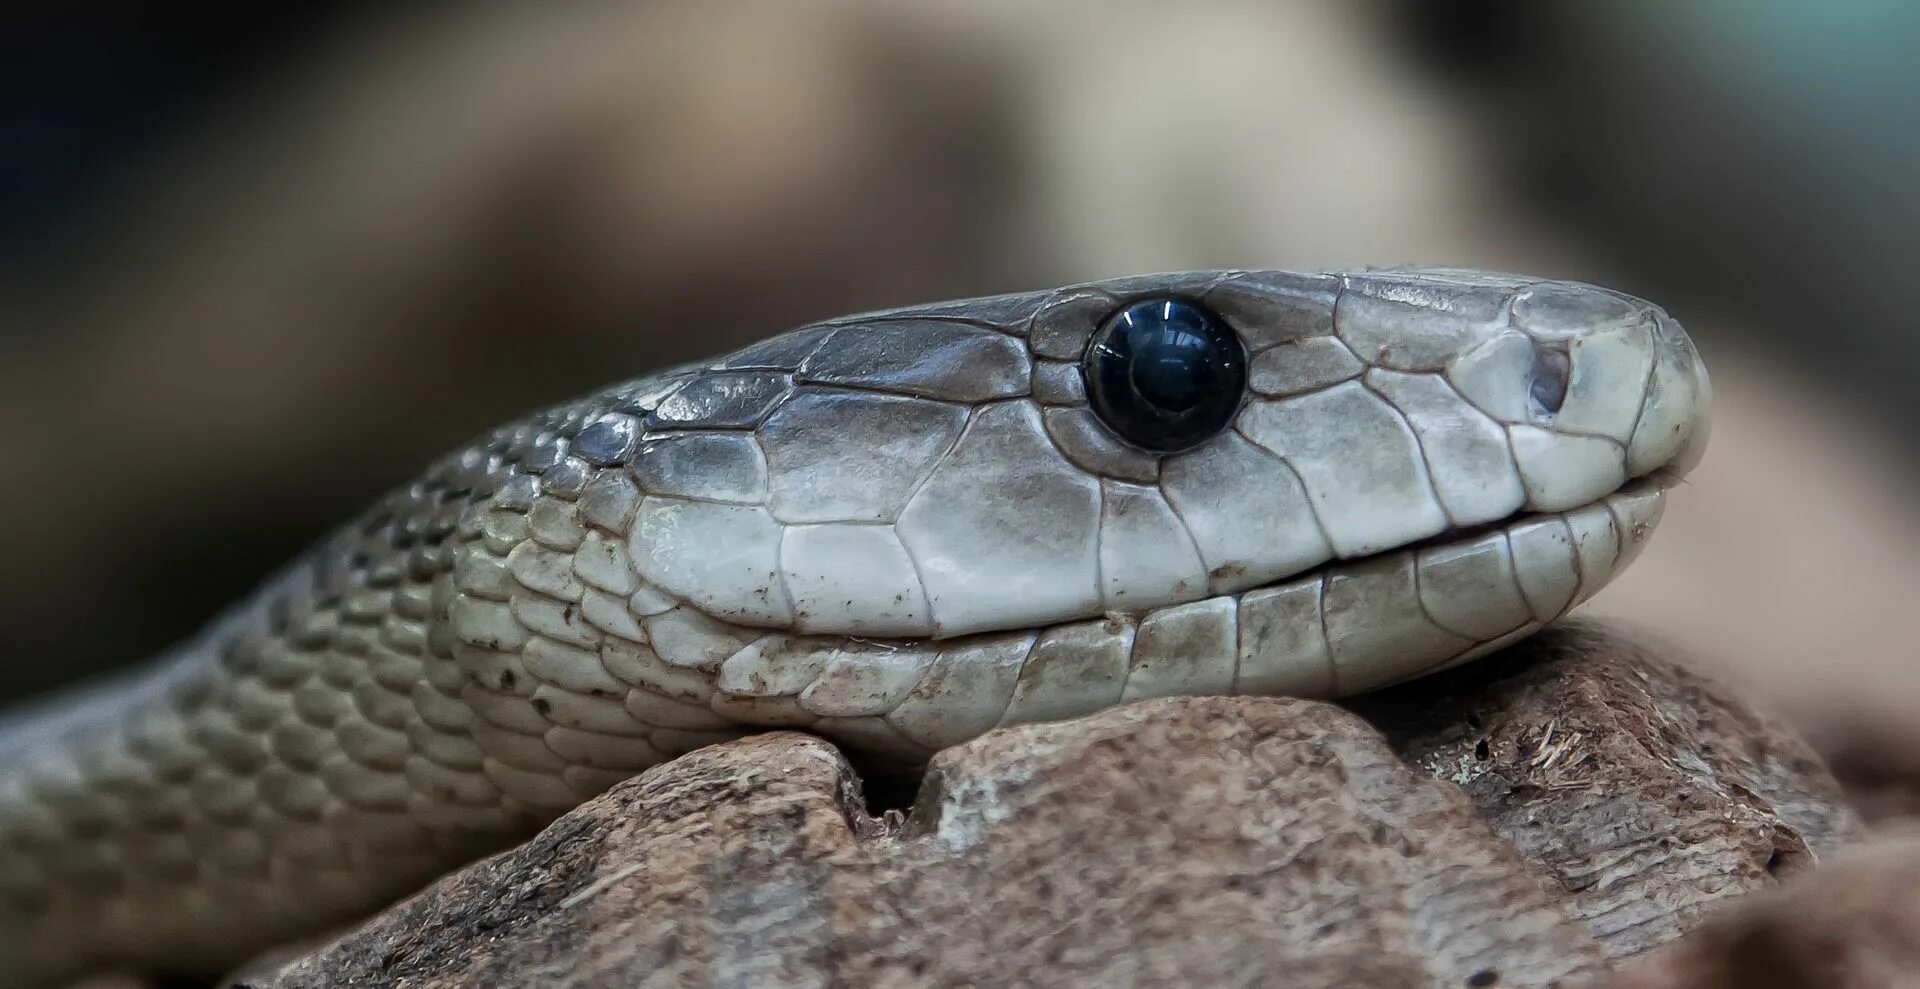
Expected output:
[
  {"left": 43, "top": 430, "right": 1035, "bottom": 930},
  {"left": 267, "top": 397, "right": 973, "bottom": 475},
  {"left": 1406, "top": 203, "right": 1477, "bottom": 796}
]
[{"left": 0, "top": 267, "right": 1709, "bottom": 985}]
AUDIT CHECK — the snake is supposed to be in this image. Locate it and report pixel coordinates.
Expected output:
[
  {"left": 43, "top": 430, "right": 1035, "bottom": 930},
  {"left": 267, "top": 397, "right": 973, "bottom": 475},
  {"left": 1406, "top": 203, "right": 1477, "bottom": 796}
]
[{"left": 0, "top": 267, "right": 1709, "bottom": 986}]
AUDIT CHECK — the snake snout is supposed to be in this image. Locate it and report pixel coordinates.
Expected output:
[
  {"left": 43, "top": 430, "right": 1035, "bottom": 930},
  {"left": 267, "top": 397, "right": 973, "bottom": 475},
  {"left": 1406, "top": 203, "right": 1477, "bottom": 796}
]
[{"left": 1646, "top": 308, "right": 1713, "bottom": 476}]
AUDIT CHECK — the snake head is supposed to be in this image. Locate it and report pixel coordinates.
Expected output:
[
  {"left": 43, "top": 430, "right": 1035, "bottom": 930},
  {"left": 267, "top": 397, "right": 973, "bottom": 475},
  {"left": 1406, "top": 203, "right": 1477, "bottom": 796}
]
[{"left": 609, "top": 267, "right": 1709, "bottom": 650}]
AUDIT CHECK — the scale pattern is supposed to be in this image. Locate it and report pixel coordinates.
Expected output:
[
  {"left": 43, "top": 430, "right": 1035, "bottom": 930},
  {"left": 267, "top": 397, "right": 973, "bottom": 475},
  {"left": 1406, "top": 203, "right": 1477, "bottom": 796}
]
[{"left": 0, "top": 267, "right": 1709, "bottom": 984}]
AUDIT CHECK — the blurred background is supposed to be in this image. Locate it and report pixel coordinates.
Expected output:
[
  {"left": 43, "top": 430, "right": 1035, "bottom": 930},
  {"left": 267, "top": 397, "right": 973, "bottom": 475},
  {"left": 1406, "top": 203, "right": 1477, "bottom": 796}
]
[{"left": 0, "top": 1, "right": 1913, "bottom": 753}]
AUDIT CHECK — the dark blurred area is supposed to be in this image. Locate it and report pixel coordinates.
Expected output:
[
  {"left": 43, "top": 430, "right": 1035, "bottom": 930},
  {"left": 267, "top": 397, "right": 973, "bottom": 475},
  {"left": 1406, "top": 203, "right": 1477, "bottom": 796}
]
[
  {"left": 0, "top": 2, "right": 1913, "bottom": 732},
  {"left": 0, "top": 7, "right": 366, "bottom": 278}
]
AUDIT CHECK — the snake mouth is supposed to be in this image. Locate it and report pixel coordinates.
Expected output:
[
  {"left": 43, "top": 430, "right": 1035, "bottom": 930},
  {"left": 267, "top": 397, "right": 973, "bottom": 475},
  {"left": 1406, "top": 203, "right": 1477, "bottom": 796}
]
[
  {"left": 1051, "top": 468, "right": 1682, "bottom": 637},
  {"left": 884, "top": 469, "right": 1686, "bottom": 654},
  {"left": 1107, "top": 469, "right": 1679, "bottom": 698},
  {"left": 1386, "top": 470, "right": 1682, "bottom": 563},
  {"left": 834, "top": 469, "right": 1679, "bottom": 794},
  {"left": 784, "top": 468, "right": 1683, "bottom": 771}
]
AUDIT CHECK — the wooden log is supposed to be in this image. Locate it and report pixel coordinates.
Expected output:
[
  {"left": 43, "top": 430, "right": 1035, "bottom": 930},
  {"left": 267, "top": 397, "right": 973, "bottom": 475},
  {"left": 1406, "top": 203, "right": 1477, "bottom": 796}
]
[
  {"left": 1355, "top": 619, "right": 1861, "bottom": 960},
  {"left": 245, "top": 622, "right": 1858, "bottom": 989}
]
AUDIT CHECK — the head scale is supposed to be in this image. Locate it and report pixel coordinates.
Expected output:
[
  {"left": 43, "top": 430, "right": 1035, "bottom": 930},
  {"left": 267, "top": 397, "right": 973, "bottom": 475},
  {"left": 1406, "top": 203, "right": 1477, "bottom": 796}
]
[{"left": 611, "top": 267, "right": 1708, "bottom": 647}]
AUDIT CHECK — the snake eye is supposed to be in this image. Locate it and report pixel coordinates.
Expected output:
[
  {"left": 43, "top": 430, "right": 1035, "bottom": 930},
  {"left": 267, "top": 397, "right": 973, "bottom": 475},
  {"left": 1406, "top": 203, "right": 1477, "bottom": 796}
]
[{"left": 1082, "top": 298, "right": 1248, "bottom": 452}]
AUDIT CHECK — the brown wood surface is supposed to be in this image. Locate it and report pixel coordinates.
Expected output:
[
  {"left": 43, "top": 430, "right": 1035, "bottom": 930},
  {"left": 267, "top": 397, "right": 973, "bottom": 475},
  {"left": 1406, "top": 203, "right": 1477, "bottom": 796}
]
[
  {"left": 1605, "top": 833, "right": 1920, "bottom": 989},
  {"left": 246, "top": 621, "right": 1861, "bottom": 988}
]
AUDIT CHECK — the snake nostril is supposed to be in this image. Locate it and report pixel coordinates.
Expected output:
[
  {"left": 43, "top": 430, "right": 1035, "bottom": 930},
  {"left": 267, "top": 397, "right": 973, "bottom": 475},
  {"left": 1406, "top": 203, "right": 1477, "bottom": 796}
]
[{"left": 1528, "top": 346, "right": 1570, "bottom": 417}]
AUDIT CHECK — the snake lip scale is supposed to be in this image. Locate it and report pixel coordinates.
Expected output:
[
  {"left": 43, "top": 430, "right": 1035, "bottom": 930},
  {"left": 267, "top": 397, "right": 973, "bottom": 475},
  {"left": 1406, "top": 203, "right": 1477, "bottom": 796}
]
[
  {"left": 0, "top": 266, "right": 1710, "bottom": 985},
  {"left": 1392, "top": 469, "right": 1679, "bottom": 559}
]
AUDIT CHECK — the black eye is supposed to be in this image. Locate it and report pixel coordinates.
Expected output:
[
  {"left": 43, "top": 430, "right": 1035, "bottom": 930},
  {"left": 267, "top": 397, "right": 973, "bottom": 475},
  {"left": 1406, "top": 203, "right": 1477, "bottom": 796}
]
[{"left": 1082, "top": 298, "right": 1248, "bottom": 452}]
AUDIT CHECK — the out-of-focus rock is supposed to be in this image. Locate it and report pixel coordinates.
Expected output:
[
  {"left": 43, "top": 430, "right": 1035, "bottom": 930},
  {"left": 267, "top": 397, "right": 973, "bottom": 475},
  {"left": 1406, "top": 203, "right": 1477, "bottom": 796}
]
[
  {"left": 1806, "top": 724, "right": 1920, "bottom": 826},
  {"left": 246, "top": 623, "right": 1857, "bottom": 988},
  {"left": 1603, "top": 833, "right": 1920, "bottom": 989}
]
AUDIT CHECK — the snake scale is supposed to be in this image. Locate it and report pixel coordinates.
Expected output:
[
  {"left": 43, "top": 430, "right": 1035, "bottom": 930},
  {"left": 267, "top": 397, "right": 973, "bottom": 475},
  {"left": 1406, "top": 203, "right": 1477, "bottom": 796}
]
[{"left": 0, "top": 267, "right": 1709, "bottom": 986}]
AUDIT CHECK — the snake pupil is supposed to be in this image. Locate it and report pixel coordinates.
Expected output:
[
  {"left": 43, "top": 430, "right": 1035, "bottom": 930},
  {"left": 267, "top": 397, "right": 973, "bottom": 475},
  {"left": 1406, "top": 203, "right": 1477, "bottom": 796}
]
[{"left": 1083, "top": 298, "right": 1247, "bottom": 452}]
